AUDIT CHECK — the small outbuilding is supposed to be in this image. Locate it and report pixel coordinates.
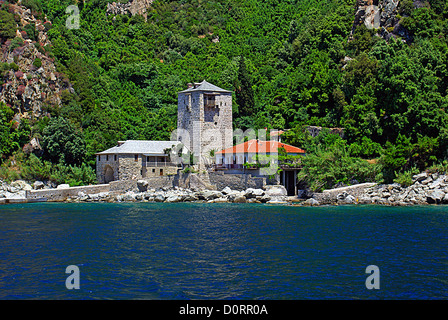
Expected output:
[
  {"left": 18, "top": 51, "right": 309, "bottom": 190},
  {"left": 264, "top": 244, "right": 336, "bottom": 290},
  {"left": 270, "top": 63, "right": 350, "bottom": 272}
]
[{"left": 95, "top": 140, "right": 185, "bottom": 184}]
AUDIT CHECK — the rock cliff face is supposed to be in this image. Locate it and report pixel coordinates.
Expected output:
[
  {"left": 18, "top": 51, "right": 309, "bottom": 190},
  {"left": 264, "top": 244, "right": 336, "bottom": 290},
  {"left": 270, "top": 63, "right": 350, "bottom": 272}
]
[
  {"left": 0, "top": 3, "right": 73, "bottom": 122},
  {"left": 352, "top": 0, "right": 413, "bottom": 42},
  {"left": 106, "top": 0, "right": 154, "bottom": 20},
  {"left": 354, "top": 0, "right": 400, "bottom": 30}
]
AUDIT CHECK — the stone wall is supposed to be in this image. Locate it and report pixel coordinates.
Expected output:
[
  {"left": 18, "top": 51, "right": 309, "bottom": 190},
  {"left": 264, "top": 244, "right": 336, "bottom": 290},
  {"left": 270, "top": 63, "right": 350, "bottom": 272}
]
[
  {"left": 209, "top": 172, "right": 266, "bottom": 191},
  {"left": 145, "top": 176, "right": 178, "bottom": 189},
  {"left": 143, "top": 166, "right": 179, "bottom": 178},
  {"left": 177, "top": 89, "right": 233, "bottom": 168},
  {"left": 118, "top": 155, "right": 143, "bottom": 181},
  {"left": 96, "top": 154, "right": 119, "bottom": 184},
  {"left": 175, "top": 172, "right": 216, "bottom": 190},
  {"left": 121, "top": 172, "right": 266, "bottom": 192},
  {"left": 22, "top": 171, "right": 275, "bottom": 202},
  {"left": 97, "top": 153, "right": 180, "bottom": 183},
  {"left": 177, "top": 91, "right": 196, "bottom": 150},
  {"left": 109, "top": 180, "right": 138, "bottom": 193},
  {"left": 26, "top": 184, "right": 111, "bottom": 201},
  {"left": 200, "top": 93, "right": 233, "bottom": 166},
  {"left": 312, "top": 182, "right": 377, "bottom": 204}
]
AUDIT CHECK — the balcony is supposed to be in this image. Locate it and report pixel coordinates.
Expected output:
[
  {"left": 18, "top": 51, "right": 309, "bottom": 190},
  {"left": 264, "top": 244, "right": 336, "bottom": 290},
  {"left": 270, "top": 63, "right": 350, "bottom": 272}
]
[
  {"left": 214, "top": 162, "right": 301, "bottom": 171},
  {"left": 144, "top": 162, "right": 180, "bottom": 167}
]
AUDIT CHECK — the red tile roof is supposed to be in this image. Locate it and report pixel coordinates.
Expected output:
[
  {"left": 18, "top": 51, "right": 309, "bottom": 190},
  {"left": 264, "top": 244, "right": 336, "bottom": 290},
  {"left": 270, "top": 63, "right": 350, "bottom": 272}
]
[{"left": 216, "top": 139, "right": 305, "bottom": 155}]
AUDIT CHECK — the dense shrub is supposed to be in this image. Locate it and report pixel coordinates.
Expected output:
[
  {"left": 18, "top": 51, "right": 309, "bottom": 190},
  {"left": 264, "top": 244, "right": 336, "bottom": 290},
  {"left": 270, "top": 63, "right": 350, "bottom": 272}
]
[
  {"left": 0, "top": 9, "right": 16, "bottom": 39},
  {"left": 297, "top": 139, "right": 382, "bottom": 192},
  {"left": 0, "top": 152, "right": 97, "bottom": 186}
]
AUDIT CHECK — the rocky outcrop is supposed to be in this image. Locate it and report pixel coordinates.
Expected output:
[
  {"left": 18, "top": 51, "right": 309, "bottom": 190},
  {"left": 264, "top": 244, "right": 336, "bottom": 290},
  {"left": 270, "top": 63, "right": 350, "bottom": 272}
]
[
  {"left": 312, "top": 183, "right": 377, "bottom": 204},
  {"left": 0, "top": 179, "right": 62, "bottom": 200},
  {"left": 106, "top": 0, "right": 154, "bottom": 20},
  {"left": 351, "top": 0, "right": 413, "bottom": 43},
  {"left": 0, "top": 2, "right": 73, "bottom": 122},
  {"left": 354, "top": 0, "right": 400, "bottom": 30},
  {"left": 310, "top": 172, "right": 448, "bottom": 206},
  {"left": 305, "top": 125, "right": 345, "bottom": 139},
  {"left": 1, "top": 179, "right": 34, "bottom": 199}
]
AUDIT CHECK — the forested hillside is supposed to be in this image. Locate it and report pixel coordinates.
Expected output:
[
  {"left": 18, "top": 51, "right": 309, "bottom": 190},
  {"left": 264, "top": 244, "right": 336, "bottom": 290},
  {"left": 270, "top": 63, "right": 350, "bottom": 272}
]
[{"left": 1, "top": 0, "right": 448, "bottom": 190}]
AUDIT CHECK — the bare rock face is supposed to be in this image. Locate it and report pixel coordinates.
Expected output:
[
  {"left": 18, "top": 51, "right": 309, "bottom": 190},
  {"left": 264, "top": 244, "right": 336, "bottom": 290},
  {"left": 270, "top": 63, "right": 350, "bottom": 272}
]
[
  {"left": 351, "top": 0, "right": 412, "bottom": 43},
  {"left": 106, "top": 0, "right": 154, "bottom": 20},
  {"left": 0, "top": 2, "right": 73, "bottom": 122},
  {"left": 354, "top": 0, "right": 399, "bottom": 30}
]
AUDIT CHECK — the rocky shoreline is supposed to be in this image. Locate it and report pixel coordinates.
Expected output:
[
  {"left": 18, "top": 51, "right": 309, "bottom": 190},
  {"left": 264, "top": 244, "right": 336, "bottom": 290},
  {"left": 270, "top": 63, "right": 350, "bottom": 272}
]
[
  {"left": 3, "top": 172, "right": 448, "bottom": 206},
  {"left": 0, "top": 179, "right": 293, "bottom": 205},
  {"left": 69, "top": 183, "right": 293, "bottom": 204},
  {"left": 309, "top": 172, "right": 448, "bottom": 206}
]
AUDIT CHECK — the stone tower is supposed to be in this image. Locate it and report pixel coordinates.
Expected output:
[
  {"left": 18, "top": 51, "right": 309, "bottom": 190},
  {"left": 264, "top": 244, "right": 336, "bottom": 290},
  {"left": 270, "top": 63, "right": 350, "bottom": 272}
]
[{"left": 177, "top": 80, "right": 233, "bottom": 169}]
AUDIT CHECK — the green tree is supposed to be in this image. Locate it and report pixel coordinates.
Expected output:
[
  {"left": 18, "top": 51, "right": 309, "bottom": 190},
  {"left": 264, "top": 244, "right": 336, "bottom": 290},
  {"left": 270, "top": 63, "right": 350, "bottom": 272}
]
[
  {"left": 24, "top": 22, "right": 38, "bottom": 41},
  {"left": 41, "top": 117, "right": 87, "bottom": 165},
  {"left": 398, "top": 0, "right": 414, "bottom": 16},
  {"left": 0, "top": 10, "right": 16, "bottom": 40},
  {"left": 235, "top": 56, "right": 255, "bottom": 116},
  {"left": 297, "top": 139, "right": 381, "bottom": 192},
  {"left": 0, "top": 102, "right": 15, "bottom": 160},
  {"left": 0, "top": 102, "right": 31, "bottom": 162}
]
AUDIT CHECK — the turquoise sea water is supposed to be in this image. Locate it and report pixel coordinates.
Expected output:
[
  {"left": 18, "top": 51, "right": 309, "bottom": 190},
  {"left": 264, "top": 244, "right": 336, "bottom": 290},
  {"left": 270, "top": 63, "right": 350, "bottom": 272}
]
[{"left": 0, "top": 203, "right": 447, "bottom": 300}]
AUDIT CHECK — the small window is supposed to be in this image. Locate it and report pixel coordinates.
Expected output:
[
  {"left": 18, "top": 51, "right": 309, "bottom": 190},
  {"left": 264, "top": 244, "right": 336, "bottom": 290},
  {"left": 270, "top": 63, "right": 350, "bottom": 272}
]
[
  {"left": 160, "top": 169, "right": 163, "bottom": 176},
  {"left": 106, "top": 155, "right": 109, "bottom": 161},
  {"left": 98, "top": 155, "right": 101, "bottom": 162},
  {"left": 134, "top": 154, "right": 138, "bottom": 162},
  {"left": 114, "top": 155, "right": 117, "bottom": 161},
  {"left": 152, "top": 169, "right": 155, "bottom": 173}
]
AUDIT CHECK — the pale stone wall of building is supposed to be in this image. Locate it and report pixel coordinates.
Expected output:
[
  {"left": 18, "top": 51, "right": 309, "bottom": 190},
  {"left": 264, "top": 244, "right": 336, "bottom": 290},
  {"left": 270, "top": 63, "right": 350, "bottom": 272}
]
[
  {"left": 96, "top": 154, "right": 120, "bottom": 184},
  {"left": 178, "top": 89, "right": 233, "bottom": 168},
  {"left": 118, "top": 155, "right": 143, "bottom": 181},
  {"left": 143, "top": 166, "right": 179, "bottom": 178},
  {"left": 97, "top": 153, "right": 179, "bottom": 183},
  {"left": 201, "top": 93, "right": 233, "bottom": 165}
]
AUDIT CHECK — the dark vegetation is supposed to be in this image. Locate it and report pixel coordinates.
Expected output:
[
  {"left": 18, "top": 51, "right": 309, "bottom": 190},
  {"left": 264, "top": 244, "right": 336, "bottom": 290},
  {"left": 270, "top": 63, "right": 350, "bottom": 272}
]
[{"left": 1, "top": 0, "right": 448, "bottom": 189}]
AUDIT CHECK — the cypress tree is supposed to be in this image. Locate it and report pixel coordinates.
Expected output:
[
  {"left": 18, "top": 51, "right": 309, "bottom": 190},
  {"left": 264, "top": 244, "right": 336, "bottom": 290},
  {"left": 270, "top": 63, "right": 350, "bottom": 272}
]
[{"left": 235, "top": 56, "right": 255, "bottom": 117}]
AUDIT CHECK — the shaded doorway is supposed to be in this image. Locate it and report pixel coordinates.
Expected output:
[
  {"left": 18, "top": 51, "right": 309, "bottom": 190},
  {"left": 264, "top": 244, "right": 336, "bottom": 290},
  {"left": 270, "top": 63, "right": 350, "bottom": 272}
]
[{"left": 104, "top": 165, "right": 115, "bottom": 183}]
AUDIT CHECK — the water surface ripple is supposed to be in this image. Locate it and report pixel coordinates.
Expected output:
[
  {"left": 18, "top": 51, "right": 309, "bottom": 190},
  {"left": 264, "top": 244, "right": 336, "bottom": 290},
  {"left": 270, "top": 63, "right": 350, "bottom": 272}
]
[{"left": 0, "top": 203, "right": 447, "bottom": 299}]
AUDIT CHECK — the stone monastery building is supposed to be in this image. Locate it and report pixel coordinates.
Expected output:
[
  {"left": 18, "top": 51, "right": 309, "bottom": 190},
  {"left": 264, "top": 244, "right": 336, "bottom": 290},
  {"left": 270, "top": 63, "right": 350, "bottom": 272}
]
[
  {"left": 95, "top": 80, "right": 304, "bottom": 187},
  {"left": 96, "top": 80, "right": 233, "bottom": 184}
]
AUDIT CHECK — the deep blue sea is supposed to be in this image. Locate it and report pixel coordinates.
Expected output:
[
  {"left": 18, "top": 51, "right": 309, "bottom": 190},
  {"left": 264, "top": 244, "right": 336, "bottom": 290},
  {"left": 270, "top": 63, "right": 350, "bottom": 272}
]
[{"left": 0, "top": 203, "right": 447, "bottom": 300}]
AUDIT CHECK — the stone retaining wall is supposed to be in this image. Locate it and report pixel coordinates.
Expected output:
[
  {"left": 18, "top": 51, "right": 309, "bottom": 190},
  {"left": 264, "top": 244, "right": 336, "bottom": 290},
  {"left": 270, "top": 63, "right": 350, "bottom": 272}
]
[
  {"left": 23, "top": 172, "right": 271, "bottom": 202},
  {"left": 312, "top": 182, "right": 377, "bottom": 204},
  {"left": 26, "top": 184, "right": 110, "bottom": 201},
  {"left": 209, "top": 172, "right": 266, "bottom": 191}
]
